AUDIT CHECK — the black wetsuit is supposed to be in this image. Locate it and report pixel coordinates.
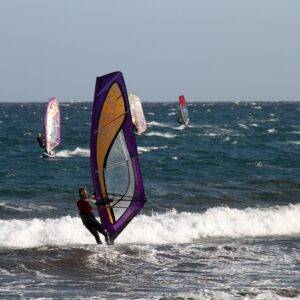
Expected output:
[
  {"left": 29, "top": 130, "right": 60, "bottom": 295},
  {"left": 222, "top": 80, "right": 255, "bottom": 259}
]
[
  {"left": 36, "top": 135, "right": 46, "bottom": 149},
  {"left": 77, "top": 198, "right": 107, "bottom": 244}
]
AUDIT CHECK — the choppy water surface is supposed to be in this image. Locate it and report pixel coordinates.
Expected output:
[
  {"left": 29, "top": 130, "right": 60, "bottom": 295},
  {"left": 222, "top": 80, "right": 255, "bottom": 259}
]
[{"left": 0, "top": 101, "right": 299, "bottom": 299}]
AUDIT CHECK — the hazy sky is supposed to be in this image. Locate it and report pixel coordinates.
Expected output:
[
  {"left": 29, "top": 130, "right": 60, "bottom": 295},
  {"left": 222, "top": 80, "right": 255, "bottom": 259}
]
[{"left": 0, "top": 0, "right": 300, "bottom": 102}]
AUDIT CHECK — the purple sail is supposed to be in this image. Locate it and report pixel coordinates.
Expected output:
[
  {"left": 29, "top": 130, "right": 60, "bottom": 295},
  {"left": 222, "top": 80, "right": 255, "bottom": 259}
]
[{"left": 90, "top": 71, "right": 146, "bottom": 241}]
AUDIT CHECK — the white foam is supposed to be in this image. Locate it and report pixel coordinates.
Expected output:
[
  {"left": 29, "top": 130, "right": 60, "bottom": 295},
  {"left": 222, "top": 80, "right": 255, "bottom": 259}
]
[
  {"left": 168, "top": 112, "right": 176, "bottom": 116},
  {"left": 146, "top": 132, "right": 176, "bottom": 138},
  {"left": 0, "top": 204, "right": 299, "bottom": 248},
  {"left": 138, "top": 146, "right": 167, "bottom": 153},
  {"left": 268, "top": 128, "right": 277, "bottom": 133},
  {"left": 148, "top": 121, "right": 168, "bottom": 127},
  {"left": 249, "top": 161, "right": 270, "bottom": 168},
  {"left": 0, "top": 202, "right": 55, "bottom": 212},
  {"left": 204, "top": 133, "right": 220, "bottom": 137},
  {"left": 287, "top": 141, "right": 300, "bottom": 145},
  {"left": 55, "top": 147, "right": 90, "bottom": 157},
  {"left": 0, "top": 216, "right": 93, "bottom": 248},
  {"left": 238, "top": 123, "right": 249, "bottom": 129},
  {"left": 121, "top": 204, "right": 300, "bottom": 244},
  {"left": 172, "top": 125, "right": 185, "bottom": 130},
  {"left": 161, "top": 290, "right": 295, "bottom": 300}
]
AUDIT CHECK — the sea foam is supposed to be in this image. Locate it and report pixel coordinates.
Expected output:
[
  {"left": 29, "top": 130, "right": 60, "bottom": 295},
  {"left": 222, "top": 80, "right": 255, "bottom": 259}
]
[
  {"left": 55, "top": 147, "right": 90, "bottom": 157},
  {"left": 146, "top": 131, "right": 176, "bottom": 138},
  {"left": 0, "top": 204, "right": 299, "bottom": 248}
]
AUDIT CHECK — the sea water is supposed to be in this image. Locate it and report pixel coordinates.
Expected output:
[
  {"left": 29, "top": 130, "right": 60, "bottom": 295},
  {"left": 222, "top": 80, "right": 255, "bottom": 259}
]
[{"left": 0, "top": 101, "right": 299, "bottom": 299}]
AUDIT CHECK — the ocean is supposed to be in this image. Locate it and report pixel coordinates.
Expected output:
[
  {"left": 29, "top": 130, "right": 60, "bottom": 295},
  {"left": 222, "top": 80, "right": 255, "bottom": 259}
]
[{"left": 0, "top": 101, "right": 299, "bottom": 299}]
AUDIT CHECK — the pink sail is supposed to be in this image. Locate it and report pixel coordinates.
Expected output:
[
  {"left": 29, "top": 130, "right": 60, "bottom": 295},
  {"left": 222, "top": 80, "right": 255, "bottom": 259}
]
[{"left": 45, "top": 97, "right": 61, "bottom": 153}]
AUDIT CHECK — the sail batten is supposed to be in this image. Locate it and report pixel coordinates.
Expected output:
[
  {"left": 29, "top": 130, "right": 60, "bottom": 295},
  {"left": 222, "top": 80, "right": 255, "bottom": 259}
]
[{"left": 90, "top": 72, "right": 146, "bottom": 241}]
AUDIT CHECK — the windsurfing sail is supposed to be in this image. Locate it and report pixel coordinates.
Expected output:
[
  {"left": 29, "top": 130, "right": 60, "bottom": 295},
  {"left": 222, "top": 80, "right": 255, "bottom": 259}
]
[
  {"left": 45, "top": 97, "right": 61, "bottom": 153},
  {"left": 90, "top": 71, "right": 146, "bottom": 241},
  {"left": 128, "top": 93, "right": 147, "bottom": 135},
  {"left": 178, "top": 95, "right": 189, "bottom": 127}
]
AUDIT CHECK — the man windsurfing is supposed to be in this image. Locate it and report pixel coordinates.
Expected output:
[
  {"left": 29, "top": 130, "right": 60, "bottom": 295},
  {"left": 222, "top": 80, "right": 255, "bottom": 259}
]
[
  {"left": 77, "top": 187, "right": 111, "bottom": 245},
  {"left": 36, "top": 132, "right": 52, "bottom": 156}
]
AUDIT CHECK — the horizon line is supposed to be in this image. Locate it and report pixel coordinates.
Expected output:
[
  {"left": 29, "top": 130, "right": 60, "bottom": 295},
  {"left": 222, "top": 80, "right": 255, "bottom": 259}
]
[{"left": 0, "top": 99, "right": 299, "bottom": 104}]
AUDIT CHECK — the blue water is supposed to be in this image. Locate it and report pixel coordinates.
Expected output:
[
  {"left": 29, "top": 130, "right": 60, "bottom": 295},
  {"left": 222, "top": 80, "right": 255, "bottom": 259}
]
[{"left": 0, "top": 101, "right": 299, "bottom": 299}]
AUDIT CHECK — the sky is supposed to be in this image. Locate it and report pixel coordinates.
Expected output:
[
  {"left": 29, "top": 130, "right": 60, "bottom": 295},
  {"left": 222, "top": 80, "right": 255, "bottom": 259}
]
[{"left": 0, "top": 0, "right": 300, "bottom": 102}]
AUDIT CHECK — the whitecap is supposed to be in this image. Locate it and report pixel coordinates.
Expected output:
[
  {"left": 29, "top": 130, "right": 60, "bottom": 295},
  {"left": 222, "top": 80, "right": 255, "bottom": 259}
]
[
  {"left": 137, "top": 146, "right": 167, "bottom": 153},
  {"left": 55, "top": 147, "right": 90, "bottom": 157},
  {"left": 148, "top": 121, "right": 168, "bottom": 127},
  {"left": 249, "top": 161, "right": 270, "bottom": 168},
  {"left": 146, "top": 132, "right": 176, "bottom": 139},
  {"left": 238, "top": 123, "right": 249, "bottom": 129},
  {"left": 172, "top": 125, "right": 185, "bottom": 131}
]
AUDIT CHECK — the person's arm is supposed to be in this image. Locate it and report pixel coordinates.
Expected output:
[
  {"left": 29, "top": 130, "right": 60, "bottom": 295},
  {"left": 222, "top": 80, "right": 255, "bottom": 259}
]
[
  {"left": 95, "top": 198, "right": 113, "bottom": 206},
  {"left": 87, "top": 197, "right": 97, "bottom": 205}
]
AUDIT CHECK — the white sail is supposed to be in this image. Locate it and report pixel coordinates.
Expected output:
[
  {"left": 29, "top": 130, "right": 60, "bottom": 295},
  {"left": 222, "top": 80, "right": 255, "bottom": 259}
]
[{"left": 128, "top": 94, "right": 147, "bottom": 135}]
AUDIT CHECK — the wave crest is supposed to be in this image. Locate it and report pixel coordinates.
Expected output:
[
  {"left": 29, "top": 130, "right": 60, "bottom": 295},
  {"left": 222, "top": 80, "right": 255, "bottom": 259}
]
[{"left": 0, "top": 205, "right": 299, "bottom": 248}]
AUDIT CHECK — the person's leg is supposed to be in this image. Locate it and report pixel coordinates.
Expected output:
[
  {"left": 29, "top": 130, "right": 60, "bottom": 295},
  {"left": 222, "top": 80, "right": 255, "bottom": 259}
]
[
  {"left": 90, "top": 215, "right": 106, "bottom": 236},
  {"left": 90, "top": 215, "right": 112, "bottom": 244},
  {"left": 85, "top": 224, "right": 102, "bottom": 244}
]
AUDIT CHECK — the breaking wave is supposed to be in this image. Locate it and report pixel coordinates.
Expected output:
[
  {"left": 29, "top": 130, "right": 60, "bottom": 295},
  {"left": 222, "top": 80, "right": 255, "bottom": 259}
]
[
  {"left": 55, "top": 147, "right": 90, "bottom": 157},
  {"left": 0, "top": 204, "right": 299, "bottom": 248}
]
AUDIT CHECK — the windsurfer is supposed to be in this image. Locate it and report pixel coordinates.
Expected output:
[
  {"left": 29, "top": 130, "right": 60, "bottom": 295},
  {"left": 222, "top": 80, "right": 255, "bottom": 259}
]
[
  {"left": 36, "top": 133, "right": 46, "bottom": 149},
  {"left": 77, "top": 187, "right": 110, "bottom": 245},
  {"left": 36, "top": 133, "right": 53, "bottom": 156}
]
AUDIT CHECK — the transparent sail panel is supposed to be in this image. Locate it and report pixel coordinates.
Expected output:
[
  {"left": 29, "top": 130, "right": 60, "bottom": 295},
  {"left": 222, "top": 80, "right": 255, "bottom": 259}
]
[
  {"left": 46, "top": 115, "right": 59, "bottom": 151},
  {"left": 182, "top": 106, "right": 189, "bottom": 123},
  {"left": 104, "top": 131, "right": 135, "bottom": 220}
]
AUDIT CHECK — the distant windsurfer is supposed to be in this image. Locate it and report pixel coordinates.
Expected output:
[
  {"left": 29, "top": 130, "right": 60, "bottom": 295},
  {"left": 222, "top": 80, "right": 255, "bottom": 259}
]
[
  {"left": 36, "top": 133, "right": 53, "bottom": 157},
  {"left": 36, "top": 133, "right": 46, "bottom": 149},
  {"left": 77, "top": 187, "right": 110, "bottom": 245}
]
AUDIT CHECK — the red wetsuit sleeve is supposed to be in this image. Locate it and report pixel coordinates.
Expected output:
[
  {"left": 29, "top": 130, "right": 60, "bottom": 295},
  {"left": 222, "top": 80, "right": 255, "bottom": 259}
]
[{"left": 77, "top": 199, "right": 93, "bottom": 215}]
